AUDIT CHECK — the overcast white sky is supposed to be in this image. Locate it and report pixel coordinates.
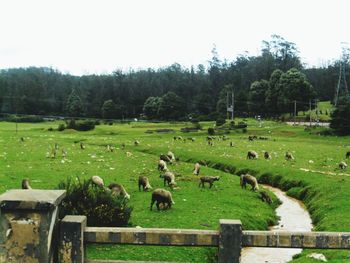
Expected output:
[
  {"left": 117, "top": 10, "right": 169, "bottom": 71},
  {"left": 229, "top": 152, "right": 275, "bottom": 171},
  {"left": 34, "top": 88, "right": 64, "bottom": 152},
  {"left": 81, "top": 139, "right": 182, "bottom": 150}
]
[{"left": 0, "top": 0, "right": 349, "bottom": 75}]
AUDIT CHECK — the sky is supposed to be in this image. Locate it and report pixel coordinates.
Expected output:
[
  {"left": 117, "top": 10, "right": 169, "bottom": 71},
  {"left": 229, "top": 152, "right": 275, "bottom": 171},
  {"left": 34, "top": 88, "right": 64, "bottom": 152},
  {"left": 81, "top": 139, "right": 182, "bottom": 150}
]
[{"left": 0, "top": 0, "right": 349, "bottom": 76}]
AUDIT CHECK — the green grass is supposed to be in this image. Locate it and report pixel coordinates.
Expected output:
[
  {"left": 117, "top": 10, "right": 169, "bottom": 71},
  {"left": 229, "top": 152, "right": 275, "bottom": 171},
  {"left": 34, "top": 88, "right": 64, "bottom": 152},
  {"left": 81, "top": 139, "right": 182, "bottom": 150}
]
[{"left": 1, "top": 119, "right": 350, "bottom": 262}]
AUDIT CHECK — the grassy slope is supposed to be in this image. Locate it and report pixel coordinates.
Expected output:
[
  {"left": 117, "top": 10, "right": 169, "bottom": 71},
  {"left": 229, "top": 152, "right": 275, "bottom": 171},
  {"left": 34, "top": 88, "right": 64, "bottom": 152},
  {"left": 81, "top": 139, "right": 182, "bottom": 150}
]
[
  {"left": 0, "top": 121, "right": 278, "bottom": 262},
  {"left": 1, "top": 119, "right": 350, "bottom": 262}
]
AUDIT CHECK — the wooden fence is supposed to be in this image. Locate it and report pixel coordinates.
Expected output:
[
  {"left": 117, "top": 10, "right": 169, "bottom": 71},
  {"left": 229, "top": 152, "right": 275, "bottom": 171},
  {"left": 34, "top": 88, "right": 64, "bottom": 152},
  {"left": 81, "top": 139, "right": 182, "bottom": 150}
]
[{"left": 1, "top": 190, "right": 350, "bottom": 263}]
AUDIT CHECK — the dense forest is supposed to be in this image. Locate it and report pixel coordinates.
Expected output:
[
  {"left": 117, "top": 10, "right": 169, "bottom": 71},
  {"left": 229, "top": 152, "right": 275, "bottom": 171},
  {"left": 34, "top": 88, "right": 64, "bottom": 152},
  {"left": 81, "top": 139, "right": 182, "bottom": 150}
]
[{"left": 0, "top": 35, "right": 348, "bottom": 120}]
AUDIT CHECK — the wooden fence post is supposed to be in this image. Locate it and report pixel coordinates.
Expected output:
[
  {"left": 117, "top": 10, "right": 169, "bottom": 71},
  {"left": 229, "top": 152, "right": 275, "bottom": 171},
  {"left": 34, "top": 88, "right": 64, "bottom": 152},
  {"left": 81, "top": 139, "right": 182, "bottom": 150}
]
[
  {"left": 0, "top": 189, "right": 66, "bottom": 263},
  {"left": 59, "top": 215, "right": 87, "bottom": 263},
  {"left": 218, "top": 219, "right": 242, "bottom": 263}
]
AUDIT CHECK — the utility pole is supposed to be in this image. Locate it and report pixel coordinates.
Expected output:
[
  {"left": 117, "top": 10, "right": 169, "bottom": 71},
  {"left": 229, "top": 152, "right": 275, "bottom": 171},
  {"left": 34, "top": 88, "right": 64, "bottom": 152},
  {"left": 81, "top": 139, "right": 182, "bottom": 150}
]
[
  {"left": 309, "top": 100, "right": 312, "bottom": 127},
  {"left": 294, "top": 100, "right": 296, "bottom": 125},
  {"left": 226, "top": 92, "right": 229, "bottom": 120},
  {"left": 315, "top": 99, "right": 319, "bottom": 126},
  {"left": 231, "top": 91, "right": 234, "bottom": 120}
]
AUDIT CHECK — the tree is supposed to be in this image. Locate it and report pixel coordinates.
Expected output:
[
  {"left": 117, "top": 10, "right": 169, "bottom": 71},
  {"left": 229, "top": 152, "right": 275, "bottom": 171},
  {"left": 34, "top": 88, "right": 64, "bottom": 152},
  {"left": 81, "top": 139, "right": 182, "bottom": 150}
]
[
  {"left": 278, "top": 68, "right": 316, "bottom": 113},
  {"left": 157, "top": 92, "right": 186, "bottom": 120},
  {"left": 142, "top": 97, "right": 162, "bottom": 119},
  {"left": 101, "top": 100, "right": 117, "bottom": 119},
  {"left": 265, "top": 69, "right": 283, "bottom": 114},
  {"left": 65, "top": 88, "right": 85, "bottom": 117},
  {"left": 330, "top": 102, "right": 350, "bottom": 135},
  {"left": 248, "top": 80, "right": 269, "bottom": 114}
]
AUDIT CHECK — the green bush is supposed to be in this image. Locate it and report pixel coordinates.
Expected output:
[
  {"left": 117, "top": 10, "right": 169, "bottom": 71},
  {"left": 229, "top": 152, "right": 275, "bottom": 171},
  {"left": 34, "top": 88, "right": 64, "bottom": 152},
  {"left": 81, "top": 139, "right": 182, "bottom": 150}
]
[
  {"left": 57, "top": 124, "right": 65, "bottom": 131},
  {"left": 215, "top": 117, "right": 226, "bottom": 127},
  {"left": 1, "top": 114, "right": 44, "bottom": 123},
  {"left": 58, "top": 177, "right": 133, "bottom": 227},
  {"left": 207, "top": 127, "right": 215, "bottom": 135},
  {"left": 66, "top": 119, "right": 95, "bottom": 131}
]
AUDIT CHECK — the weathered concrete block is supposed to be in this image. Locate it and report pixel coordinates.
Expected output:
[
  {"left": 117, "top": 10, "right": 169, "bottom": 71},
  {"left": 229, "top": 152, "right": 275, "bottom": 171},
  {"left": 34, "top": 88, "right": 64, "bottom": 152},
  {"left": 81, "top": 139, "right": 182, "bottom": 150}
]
[
  {"left": 0, "top": 189, "right": 66, "bottom": 263},
  {"left": 59, "top": 215, "right": 87, "bottom": 263},
  {"left": 218, "top": 219, "right": 242, "bottom": 263}
]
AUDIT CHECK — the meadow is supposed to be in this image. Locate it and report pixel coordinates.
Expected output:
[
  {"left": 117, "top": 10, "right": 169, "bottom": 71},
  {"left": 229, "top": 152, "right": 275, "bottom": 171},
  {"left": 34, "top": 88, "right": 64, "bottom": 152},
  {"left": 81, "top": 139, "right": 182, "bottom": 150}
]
[{"left": 0, "top": 119, "right": 350, "bottom": 262}]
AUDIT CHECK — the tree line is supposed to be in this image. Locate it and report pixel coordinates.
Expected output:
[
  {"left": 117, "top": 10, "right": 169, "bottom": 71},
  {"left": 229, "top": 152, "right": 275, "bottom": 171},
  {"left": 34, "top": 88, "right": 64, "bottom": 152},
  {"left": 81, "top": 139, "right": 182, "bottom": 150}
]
[{"left": 0, "top": 35, "right": 347, "bottom": 120}]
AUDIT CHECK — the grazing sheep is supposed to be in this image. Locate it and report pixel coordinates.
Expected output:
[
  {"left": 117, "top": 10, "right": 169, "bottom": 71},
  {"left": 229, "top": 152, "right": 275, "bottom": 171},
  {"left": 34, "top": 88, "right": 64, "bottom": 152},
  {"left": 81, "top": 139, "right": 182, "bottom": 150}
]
[
  {"left": 173, "top": 136, "right": 183, "bottom": 141},
  {"left": 193, "top": 162, "right": 201, "bottom": 175},
  {"left": 138, "top": 176, "right": 152, "bottom": 191},
  {"left": 22, "top": 179, "right": 32, "bottom": 189},
  {"left": 339, "top": 161, "right": 348, "bottom": 170},
  {"left": 160, "top": 171, "right": 176, "bottom": 187},
  {"left": 54, "top": 143, "right": 59, "bottom": 150},
  {"left": 108, "top": 183, "right": 130, "bottom": 199},
  {"left": 160, "top": 154, "right": 172, "bottom": 163},
  {"left": 150, "top": 188, "right": 175, "bottom": 211},
  {"left": 158, "top": 159, "right": 168, "bottom": 172},
  {"left": 199, "top": 176, "right": 220, "bottom": 188},
  {"left": 51, "top": 148, "right": 57, "bottom": 158},
  {"left": 134, "top": 140, "right": 140, "bottom": 146},
  {"left": 80, "top": 142, "right": 85, "bottom": 149},
  {"left": 247, "top": 150, "right": 258, "bottom": 159},
  {"left": 62, "top": 148, "right": 67, "bottom": 158},
  {"left": 91, "top": 175, "right": 105, "bottom": 187},
  {"left": 188, "top": 137, "right": 196, "bottom": 142},
  {"left": 167, "top": 151, "right": 175, "bottom": 162},
  {"left": 285, "top": 152, "right": 294, "bottom": 161},
  {"left": 126, "top": 151, "right": 133, "bottom": 157},
  {"left": 240, "top": 174, "right": 259, "bottom": 191},
  {"left": 346, "top": 151, "right": 350, "bottom": 159},
  {"left": 264, "top": 151, "right": 271, "bottom": 160},
  {"left": 260, "top": 191, "right": 272, "bottom": 204},
  {"left": 230, "top": 141, "right": 234, "bottom": 147},
  {"left": 106, "top": 145, "right": 114, "bottom": 152}
]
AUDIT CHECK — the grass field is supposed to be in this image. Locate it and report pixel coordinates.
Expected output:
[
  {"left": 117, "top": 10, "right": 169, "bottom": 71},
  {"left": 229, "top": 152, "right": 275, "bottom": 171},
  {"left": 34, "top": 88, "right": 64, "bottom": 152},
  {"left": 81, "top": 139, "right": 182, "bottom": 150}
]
[{"left": 0, "top": 119, "right": 350, "bottom": 262}]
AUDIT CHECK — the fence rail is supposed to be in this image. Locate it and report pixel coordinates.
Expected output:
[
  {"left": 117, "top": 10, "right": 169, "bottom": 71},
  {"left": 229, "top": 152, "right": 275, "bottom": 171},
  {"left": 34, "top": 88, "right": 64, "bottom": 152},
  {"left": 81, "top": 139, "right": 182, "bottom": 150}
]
[{"left": 1, "top": 190, "right": 350, "bottom": 263}]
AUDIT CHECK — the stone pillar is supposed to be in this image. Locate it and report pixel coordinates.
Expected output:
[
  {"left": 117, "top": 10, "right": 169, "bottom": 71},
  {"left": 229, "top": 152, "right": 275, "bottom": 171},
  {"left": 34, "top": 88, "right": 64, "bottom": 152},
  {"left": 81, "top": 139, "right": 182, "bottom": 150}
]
[
  {"left": 0, "top": 189, "right": 66, "bottom": 263},
  {"left": 218, "top": 219, "right": 242, "bottom": 263},
  {"left": 59, "top": 215, "right": 87, "bottom": 263}
]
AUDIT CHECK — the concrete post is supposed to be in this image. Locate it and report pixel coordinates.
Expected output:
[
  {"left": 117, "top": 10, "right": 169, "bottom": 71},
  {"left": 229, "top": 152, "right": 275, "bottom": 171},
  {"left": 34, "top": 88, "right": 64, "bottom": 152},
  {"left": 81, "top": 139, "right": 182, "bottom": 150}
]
[
  {"left": 218, "top": 219, "right": 242, "bottom": 263},
  {"left": 59, "top": 215, "right": 87, "bottom": 263},
  {"left": 0, "top": 189, "right": 66, "bottom": 263}
]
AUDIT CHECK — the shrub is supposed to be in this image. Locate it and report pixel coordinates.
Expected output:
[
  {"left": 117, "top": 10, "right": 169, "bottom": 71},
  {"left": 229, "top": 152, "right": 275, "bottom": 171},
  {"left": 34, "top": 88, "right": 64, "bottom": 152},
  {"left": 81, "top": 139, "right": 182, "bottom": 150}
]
[
  {"left": 215, "top": 117, "right": 226, "bottom": 127},
  {"left": 66, "top": 119, "right": 95, "bottom": 131},
  {"left": 58, "top": 177, "right": 133, "bottom": 227},
  {"left": 207, "top": 127, "right": 215, "bottom": 135},
  {"left": 47, "top": 127, "right": 54, "bottom": 131},
  {"left": 1, "top": 114, "right": 44, "bottom": 123},
  {"left": 57, "top": 124, "right": 65, "bottom": 131}
]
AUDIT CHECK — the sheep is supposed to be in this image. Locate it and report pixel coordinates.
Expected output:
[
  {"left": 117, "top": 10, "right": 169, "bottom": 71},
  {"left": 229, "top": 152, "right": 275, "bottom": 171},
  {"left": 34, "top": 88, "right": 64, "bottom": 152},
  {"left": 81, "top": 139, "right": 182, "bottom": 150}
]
[
  {"left": 150, "top": 188, "right": 175, "bottom": 211},
  {"left": 20, "top": 137, "right": 25, "bottom": 142},
  {"left": 138, "top": 176, "right": 152, "bottom": 191},
  {"left": 80, "top": 142, "right": 85, "bottom": 149},
  {"left": 108, "top": 183, "right": 130, "bottom": 199},
  {"left": 22, "top": 179, "right": 32, "bottom": 189},
  {"left": 167, "top": 151, "right": 176, "bottom": 162},
  {"left": 346, "top": 151, "right": 350, "bottom": 159},
  {"left": 193, "top": 162, "right": 201, "bottom": 175},
  {"left": 160, "top": 171, "right": 176, "bottom": 187},
  {"left": 285, "top": 152, "right": 294, "bottom": 161},
  {"left": 260, "top": 191, "right": 272, "bottom": 204},
  {"left": 240, "top": 174, "right": 259, "bottom": 191},
  {"left": 188, "top": 137, "right": 196, "bottom": 142},
  {"left": 106, "top": 145, "right": 114, "bottom": 152},
  {"left": 160, "top": 154, "right": 172, "bottom": 163},
  {"left": 229, "top": 141, "right": 234, "bottom": 147},
  {"left": 264, "top": 151, "right": 271, "bottom": 160},
  {"left": 158, "top": 159, "right": 168, "bottom": 172},
  {"left": 91, "top": 175, "right": 105, "bottom": 187},
  {"left": 134, "top": 140, "right": 140, "bottom": 146},
  {"left": 339, "top": 161, "right": 348, "bottom": 170},
  {"left": 54, "top": 143, "right": 59, "bottom": 150},
  {"left": 126, "top": 151, "right": 133, "bottom": 157},
  {"left": 51, "top": 148, "right": 57, "bottom": 158},
  {"left": 62, "top": 148, "right": 67, "bottom": 158},
  {"left": 199, "top": 176, "right": 220, "bottom": 188},
  {"left": 247, "top": 150, "right": 258, "bottom": 159}
]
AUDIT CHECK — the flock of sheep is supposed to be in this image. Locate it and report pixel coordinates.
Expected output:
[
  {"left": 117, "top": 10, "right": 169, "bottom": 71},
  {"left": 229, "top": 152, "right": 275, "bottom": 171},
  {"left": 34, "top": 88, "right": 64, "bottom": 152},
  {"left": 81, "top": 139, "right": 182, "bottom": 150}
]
[{"left": 20, "top": 134, "right": 349, "bottom": 213}]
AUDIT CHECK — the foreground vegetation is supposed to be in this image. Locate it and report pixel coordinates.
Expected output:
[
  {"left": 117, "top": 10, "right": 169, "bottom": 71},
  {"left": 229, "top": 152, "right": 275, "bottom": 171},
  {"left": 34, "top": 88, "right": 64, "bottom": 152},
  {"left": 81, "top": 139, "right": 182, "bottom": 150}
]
[{"left": 0, "top": 119, "right": 350, "bottom": 262}]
